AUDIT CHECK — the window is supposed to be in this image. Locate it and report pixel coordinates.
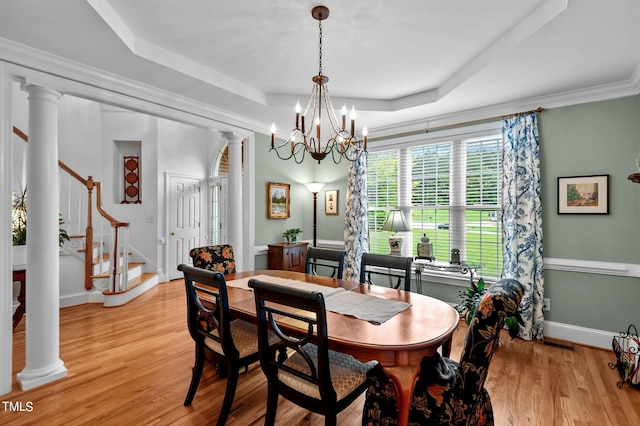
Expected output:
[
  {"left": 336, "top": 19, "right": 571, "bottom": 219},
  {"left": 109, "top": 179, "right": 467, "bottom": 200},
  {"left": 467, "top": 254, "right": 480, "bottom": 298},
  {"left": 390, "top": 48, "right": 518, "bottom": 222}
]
[{"left": 367, "top": 125, "right": 503, "bottom": 278}]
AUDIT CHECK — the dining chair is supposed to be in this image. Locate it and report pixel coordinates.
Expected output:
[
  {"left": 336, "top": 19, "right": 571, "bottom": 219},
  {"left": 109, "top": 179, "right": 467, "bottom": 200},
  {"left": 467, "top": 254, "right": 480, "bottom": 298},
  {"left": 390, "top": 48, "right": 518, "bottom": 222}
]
[
  {"left": 178, "top": 264, "right": 260, "bottom": 426},
  {"left": 248, "top": 278, "right": 378, "bottom": 426},
  {"left": 362, "top": 278, "right": 525, "bottom": 426},
  {"left": 359, "top": 252, "right": 413, "bottom": 292},
  {"left": 305, "top": 247, "right": 346, "bottom": 279},
  {"left": 189, "top": 244, "right": 236, "bottom": 274}
]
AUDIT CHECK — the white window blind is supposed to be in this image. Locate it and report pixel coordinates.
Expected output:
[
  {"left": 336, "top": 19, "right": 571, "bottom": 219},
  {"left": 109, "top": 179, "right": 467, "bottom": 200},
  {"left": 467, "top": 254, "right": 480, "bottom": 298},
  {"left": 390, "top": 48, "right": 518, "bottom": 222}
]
[{"left": 367, "top": 132, "right": 503, "bottom": 278}]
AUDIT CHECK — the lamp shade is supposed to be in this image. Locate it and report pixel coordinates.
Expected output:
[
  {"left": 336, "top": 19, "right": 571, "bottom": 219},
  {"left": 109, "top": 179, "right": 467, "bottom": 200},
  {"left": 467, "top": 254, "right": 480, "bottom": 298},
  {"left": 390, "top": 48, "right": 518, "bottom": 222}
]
[
  {"left": 304, "top": 182, "right": 326, "bottom": 193},
  {"left": 382, "top": 209, "right": 410, "bottom": 232}
]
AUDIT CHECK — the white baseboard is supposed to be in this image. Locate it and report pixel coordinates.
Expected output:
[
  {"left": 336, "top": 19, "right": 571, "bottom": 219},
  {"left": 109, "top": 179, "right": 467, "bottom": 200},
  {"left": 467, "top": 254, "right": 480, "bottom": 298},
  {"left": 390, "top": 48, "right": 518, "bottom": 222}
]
[
  {"left": 60, "top": 291, "right": 104, "bottom": 307},
  {"left": 544, "top": 320, "right": 615, "bottom": 349}
]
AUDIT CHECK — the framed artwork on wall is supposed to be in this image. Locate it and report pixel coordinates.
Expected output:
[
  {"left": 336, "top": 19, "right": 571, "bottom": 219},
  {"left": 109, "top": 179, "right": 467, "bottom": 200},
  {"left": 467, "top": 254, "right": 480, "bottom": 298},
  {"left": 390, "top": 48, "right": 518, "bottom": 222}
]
[
  {"left": 267, "top": 182, "right": 290, "bottom": 219},
  {"left": 557, "top": 174, "right": 609, "bottom": 214},
  {"left": 325, "top": 190, "right": 338, "bottom": 215}
]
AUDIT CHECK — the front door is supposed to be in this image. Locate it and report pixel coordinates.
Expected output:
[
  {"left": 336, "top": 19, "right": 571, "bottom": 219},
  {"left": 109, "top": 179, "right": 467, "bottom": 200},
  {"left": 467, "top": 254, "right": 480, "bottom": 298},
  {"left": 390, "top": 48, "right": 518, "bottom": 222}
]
[{"left": 169, "top": 175, "right": 201, "bottom": 279}]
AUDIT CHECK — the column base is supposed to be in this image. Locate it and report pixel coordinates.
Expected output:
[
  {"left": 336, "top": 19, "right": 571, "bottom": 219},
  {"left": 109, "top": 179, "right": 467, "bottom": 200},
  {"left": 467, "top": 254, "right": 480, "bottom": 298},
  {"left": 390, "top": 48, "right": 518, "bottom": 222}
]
[{"left": 17, "top": 359, "right": 67, "bottom": 391}]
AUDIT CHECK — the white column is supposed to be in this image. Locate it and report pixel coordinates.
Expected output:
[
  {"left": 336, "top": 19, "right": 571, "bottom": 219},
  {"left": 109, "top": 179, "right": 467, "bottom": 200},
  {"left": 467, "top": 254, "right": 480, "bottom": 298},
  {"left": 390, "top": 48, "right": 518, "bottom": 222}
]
[
  {"left": 224, "top": 132, "right": 243, "bottom": 271},
  {"left": 0, "top": 66, "right": 13, "bottom": 396},
  {"left": 17, "top": 84, "right": 67, "bottom": 390}
]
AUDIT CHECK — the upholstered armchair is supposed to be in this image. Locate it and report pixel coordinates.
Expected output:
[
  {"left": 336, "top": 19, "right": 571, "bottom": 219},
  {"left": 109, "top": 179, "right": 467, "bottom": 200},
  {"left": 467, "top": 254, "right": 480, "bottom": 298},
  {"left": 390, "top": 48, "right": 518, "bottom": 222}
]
[
  {"left": 363, "top": 278, "right": 524, "bottom": 426},
  {"left": 189, "top": 244, "right": 236, "bottom": 274}
]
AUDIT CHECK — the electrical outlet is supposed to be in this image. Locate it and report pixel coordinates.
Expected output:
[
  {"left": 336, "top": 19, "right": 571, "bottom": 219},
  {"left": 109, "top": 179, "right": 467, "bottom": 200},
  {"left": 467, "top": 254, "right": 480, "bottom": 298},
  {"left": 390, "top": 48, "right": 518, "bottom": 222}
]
[{"left": 543, "top": 297, "right": 551, "bottom": 312}]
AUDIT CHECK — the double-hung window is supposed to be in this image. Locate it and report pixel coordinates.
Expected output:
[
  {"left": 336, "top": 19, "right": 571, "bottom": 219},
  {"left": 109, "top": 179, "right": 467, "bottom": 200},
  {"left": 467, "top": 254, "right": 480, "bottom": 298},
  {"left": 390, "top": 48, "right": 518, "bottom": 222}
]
[{"left": 366, "top": 123, "right": 503, "bottom": 278}]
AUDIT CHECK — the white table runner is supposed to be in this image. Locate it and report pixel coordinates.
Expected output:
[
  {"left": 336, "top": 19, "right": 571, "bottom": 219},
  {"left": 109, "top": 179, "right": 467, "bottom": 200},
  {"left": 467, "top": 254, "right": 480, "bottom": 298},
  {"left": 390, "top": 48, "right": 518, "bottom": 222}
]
[{"left": 226, "top": 274, "right": 410, "bottom": 324}]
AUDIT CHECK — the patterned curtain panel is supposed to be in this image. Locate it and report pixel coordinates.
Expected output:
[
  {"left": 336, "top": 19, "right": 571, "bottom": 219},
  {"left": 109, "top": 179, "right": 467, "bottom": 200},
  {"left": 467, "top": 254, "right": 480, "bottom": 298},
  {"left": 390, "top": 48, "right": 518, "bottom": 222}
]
[
  {"left": 343, "top": 156, "right": 369, "bottom": 282},
  {"left": 501, "top": 113, "right": 544, "bottom": 340}
]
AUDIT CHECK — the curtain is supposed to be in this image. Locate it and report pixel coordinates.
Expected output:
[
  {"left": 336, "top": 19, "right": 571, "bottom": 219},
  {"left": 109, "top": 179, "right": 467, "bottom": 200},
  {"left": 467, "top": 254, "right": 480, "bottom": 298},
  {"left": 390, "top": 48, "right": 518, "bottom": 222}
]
[
  {"left": 343, "top": 156, "right": 369, "bottom": 281},
  {"left": 501, "top": 113, "right": 544, "bottom": 340}
]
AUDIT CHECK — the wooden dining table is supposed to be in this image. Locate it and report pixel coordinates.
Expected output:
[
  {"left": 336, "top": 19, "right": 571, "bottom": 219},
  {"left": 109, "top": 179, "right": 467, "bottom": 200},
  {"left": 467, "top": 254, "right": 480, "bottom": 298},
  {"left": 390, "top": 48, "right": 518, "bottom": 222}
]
[{"left": 222, "top": 270, "right": 460, "bottom": 426}]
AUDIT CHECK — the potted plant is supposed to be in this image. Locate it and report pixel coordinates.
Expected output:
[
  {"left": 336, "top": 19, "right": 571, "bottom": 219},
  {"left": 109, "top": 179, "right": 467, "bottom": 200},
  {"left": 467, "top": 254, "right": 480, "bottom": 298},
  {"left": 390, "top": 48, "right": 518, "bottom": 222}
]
[
  {"left": 455, "top": 277, "right": 523, "bottom": 339},
  {"left": 282, "top": 228, "right": 302, "bottom": 243},
  {"left": 12, "top": 186, "right": 70, "bottom": 247}
]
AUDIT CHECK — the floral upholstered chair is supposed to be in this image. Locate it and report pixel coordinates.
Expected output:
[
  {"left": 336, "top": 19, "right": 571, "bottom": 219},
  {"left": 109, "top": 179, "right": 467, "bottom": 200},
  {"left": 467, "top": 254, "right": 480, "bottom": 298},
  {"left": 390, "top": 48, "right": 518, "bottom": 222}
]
[
  {"left": 189, "top": 245, "right": 236, "bottom": 274},
  {"left": 362, "top": 278, "right": 524, "bottom": 426}
]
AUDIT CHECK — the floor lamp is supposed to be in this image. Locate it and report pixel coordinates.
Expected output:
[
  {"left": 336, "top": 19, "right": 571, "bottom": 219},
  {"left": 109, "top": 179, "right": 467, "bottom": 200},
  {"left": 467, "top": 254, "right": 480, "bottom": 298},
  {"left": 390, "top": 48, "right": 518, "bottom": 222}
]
[{"left": 304, "top": 182, "right": 325, "bottom": 247}]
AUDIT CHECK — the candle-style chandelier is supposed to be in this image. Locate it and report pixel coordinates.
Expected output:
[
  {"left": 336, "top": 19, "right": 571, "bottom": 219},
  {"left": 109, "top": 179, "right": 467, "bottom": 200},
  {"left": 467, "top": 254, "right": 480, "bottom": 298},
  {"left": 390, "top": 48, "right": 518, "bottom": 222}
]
[{"left": 270, "top": 5, "right": 368, "bottom": 164}]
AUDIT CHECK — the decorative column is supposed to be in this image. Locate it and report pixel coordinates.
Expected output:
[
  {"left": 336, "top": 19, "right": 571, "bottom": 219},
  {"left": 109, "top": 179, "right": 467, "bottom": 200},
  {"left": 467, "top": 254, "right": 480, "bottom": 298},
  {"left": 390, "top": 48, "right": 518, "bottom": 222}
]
[
  {"left": 224, "top": 132, "right": 243, "bottom": 271},
  {"left": 17, "top": 84, "right": 67, "bottom": 390},
  {"left": 0, "top": 65, "right": 13, "bottom": 395}
]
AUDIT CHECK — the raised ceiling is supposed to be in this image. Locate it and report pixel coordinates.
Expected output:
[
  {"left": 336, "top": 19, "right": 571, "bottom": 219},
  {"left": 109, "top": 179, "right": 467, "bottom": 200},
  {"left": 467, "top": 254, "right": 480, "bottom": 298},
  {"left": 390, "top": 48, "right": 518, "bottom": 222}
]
[{"left": 1, "top": 0, "right": 639, "bottom": 135}]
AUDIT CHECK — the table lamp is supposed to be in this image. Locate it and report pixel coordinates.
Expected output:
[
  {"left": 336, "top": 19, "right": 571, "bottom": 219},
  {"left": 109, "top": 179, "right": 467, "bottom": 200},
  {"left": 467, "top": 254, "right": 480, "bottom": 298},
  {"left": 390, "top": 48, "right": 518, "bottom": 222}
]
[{"left": 382, "top": 209, "right": 410, "bottom": 255}]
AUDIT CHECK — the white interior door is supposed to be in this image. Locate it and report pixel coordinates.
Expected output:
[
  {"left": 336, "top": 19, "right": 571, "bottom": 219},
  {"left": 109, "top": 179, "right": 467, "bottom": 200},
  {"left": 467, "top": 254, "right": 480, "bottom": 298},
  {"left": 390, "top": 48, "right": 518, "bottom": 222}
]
[{"left": 169, "top": 176, "right": 201, "bottom": 279}]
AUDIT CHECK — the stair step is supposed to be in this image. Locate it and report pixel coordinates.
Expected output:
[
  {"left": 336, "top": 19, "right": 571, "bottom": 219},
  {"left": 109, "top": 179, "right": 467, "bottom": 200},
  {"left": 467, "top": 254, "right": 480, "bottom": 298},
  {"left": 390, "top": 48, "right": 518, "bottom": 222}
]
[
  {"left": 102, "top": 272, "right": 160, "bottom": 307},
  {"left": 78, "top": 242, "right": 101, "bottom": 253},
  {"left": 90, "top": 262, "right": 145, "bottom": 279},
  {"left": 102, "top": 272, "right": 157, "bottom": 296}
]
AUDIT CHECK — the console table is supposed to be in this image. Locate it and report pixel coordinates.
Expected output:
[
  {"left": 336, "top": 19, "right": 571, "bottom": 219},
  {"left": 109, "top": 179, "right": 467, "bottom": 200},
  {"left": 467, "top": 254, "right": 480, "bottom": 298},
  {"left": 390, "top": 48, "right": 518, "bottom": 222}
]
[
  {"left": 12, "top": 267, "right": 26, "bottom": 330},
  {"left": 413, "top": 258, "right": 482, "bottom": 293}
]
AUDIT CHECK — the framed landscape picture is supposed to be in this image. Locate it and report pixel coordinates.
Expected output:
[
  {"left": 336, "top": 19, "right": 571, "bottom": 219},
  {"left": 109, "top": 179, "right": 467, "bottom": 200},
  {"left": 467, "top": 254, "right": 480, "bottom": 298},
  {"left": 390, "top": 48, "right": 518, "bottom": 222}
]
[
  {"left": 325, "top": 190, "right": 338, "bottom": 215},
  {"left": 267, "top": 182, "right": 290, "bottom": 219},
  {"left": 557, "top": 174, "right": 609, "bottom": 214}
]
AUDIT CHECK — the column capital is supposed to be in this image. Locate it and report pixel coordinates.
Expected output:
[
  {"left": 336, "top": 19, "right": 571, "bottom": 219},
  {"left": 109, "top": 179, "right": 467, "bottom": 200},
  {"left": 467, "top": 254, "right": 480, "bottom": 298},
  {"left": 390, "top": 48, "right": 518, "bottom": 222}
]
[
  {"left": 22, "top": 84, "right": 63, "bottom": 103},
  {"left": 222, "top": 132, "right": 243, "bottom": 145}
]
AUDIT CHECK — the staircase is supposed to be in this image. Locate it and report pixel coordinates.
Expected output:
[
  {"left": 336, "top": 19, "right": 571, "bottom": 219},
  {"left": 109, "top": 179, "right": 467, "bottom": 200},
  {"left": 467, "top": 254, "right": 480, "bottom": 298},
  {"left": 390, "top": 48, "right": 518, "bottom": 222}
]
[
  {"left": 80, "top": 241, "right": 159, "bottom": 307},
  {"left": 15, "top": 126, "right": 159, "bottom": 308}
]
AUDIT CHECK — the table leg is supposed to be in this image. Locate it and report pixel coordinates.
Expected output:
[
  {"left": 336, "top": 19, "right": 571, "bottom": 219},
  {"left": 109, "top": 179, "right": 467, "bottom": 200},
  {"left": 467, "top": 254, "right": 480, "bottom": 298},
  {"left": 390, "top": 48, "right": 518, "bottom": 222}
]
[{"left": 382, "top": 364, "right": 420, "bottom": 426}]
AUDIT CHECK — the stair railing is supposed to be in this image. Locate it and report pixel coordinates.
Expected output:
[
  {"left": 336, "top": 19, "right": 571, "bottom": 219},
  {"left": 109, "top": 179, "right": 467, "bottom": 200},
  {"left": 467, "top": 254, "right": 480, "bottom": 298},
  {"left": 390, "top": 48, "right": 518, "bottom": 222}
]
[{"left": 13, "top": 126, "right": 130, "bottom": 292}]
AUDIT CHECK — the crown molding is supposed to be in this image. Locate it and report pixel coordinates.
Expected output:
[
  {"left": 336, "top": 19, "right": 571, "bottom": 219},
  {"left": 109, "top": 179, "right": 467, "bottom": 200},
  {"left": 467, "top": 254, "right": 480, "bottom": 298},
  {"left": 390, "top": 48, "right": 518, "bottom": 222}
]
[
  {"left": 0, "top": 37, "right": 259, "bottom": 136},
  {"left": 372, "top": 64, "right": 640, "bottom": 138},
  {"left": 1, "top": 36, "right": 639, "bottom": 140}
]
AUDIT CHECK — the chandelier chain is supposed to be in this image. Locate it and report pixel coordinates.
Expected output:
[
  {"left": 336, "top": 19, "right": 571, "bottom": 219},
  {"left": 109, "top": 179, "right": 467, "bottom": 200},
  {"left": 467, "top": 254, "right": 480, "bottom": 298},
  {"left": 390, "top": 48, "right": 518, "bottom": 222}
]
[{"left": 318, "top": 18, "right": 323, "bottom": 76}]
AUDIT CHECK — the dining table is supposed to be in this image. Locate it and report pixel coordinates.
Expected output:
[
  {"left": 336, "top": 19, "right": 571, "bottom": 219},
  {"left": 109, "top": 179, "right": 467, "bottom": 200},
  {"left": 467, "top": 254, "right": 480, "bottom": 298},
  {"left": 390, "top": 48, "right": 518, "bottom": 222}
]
[{"left": 220, "top": 269, "right": 460, "bottom": 426}]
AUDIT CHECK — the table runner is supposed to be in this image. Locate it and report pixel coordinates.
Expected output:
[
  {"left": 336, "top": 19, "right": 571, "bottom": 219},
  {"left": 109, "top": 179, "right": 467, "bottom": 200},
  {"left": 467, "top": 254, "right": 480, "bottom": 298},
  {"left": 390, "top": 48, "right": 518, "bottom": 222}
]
[{"left": 226, "top": 274, "right": 410, "bottom": 325}]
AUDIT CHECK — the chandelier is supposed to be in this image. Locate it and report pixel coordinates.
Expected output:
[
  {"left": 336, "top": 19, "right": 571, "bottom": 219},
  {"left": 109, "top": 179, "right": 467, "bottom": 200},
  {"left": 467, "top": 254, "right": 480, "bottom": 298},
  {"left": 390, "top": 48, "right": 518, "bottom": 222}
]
[{"left": 270, "top": 5, "right": 368, "bottom": 164}]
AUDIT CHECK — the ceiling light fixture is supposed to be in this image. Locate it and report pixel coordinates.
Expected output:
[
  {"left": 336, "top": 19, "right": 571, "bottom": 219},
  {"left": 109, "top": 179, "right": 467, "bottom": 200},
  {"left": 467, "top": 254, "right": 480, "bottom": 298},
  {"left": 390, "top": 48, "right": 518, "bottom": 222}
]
[{"left": 270, "top": 5, "right": 368, "bottom": 164}]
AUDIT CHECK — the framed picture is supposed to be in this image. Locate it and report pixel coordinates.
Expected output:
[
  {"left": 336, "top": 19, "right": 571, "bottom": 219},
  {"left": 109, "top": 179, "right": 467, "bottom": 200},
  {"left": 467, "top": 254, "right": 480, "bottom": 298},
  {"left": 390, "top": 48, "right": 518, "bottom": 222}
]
[
  {"left": 325, "top": 190, "right": 338, "bottom": 215},
  {"left": 267, "top": 182, "right": 290, "bottom": 219},
  {"left": 557, "top": 174, "right": 609, "bottom": 214}
]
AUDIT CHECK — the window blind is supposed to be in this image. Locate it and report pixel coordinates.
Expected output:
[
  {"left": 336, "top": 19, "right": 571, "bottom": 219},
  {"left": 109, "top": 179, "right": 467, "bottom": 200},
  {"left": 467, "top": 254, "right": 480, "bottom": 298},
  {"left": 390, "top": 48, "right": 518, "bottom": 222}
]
[{"left": 366, "top": 132, "right": 503, "bottom": 278}]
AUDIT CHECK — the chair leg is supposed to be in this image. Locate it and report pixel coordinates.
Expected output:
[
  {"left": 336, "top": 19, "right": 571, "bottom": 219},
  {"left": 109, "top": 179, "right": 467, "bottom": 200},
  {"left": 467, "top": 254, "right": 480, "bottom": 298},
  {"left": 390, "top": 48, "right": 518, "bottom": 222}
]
[
  {"left": 324, "top": 412, "right": 337, "bottom": 426},
  {"left": 184, "top": 344, "right": 205, "bottom": 406},
  {"left": 216, "top": 364, "right": 239, "bottom": 426},
  {"left": 264, "top": 381, "right": 279, "bottom": 426}
]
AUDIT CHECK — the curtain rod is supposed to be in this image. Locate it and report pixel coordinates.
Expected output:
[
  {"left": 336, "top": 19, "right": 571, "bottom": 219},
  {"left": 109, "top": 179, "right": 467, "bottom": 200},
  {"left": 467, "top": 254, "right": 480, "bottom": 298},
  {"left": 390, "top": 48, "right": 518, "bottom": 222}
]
[{"left": 370, "top": 106, "right": 544, "bottom": 142}]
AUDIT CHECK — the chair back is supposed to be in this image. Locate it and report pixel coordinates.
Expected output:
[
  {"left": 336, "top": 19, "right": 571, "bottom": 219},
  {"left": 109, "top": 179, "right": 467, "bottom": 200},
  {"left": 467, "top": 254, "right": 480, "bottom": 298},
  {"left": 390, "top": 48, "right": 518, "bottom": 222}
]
[
  {"left": 359, "top": 253, "right": 413, "bottom": 291},
  {"left": 189, "top": 245, "right": 236, "bottom": 274},
  {"left": 178, "top": 264, "right": 239, "bottom": 359},
  {"left": 249, "top": 279, "right": 337, "bottom": 401},
  {"left": 305, "top": 247, "right": 346, "bottom": 279},
  {"left": 456, "top": 278, "right": 524, "bottom": 404}
]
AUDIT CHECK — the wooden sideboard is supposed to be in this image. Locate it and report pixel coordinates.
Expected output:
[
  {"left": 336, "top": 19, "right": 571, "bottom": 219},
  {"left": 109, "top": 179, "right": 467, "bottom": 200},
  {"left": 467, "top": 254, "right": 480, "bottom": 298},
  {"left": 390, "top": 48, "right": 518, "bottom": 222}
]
[{"left": 267, "top": 242, "right": 309, "bottom": 272}]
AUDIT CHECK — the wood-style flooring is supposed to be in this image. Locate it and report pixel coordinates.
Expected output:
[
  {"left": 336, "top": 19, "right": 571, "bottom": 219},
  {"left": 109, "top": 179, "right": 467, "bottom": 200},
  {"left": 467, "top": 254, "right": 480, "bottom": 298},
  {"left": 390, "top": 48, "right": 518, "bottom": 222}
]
[{"left": 2, "top": 279, "right": 639, "bottom": 425}]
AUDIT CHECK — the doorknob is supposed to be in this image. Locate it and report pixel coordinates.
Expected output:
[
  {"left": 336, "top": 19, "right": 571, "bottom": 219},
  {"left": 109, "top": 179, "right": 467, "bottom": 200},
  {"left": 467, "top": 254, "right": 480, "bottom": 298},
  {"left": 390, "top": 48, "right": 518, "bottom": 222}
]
[{"left": 171, "top": 232, "right": 176, "bottom": 235}]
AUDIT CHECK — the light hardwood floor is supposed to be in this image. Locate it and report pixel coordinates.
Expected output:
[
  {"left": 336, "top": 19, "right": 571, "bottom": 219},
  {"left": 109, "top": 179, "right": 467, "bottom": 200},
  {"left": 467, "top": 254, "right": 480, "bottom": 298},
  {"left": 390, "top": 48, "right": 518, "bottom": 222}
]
[{"left": 3, "top": 279, "right": 639, "bottom": 425}]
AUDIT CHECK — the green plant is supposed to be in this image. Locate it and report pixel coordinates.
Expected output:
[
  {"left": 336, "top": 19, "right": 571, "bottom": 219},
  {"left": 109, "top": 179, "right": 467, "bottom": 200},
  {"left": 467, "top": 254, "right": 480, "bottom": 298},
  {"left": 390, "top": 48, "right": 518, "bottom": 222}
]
[
  {"left": 12, "top": 186, "right": 70, "bottom": 247},
  {"left": 455, "top": 277, "right": 523, "bottom": 339},
  {"left": 282, "top": 228, "right": 302, "bottom": 242},
  {"left": 12, "top": 187, "right": 27, "bottom": 245}
]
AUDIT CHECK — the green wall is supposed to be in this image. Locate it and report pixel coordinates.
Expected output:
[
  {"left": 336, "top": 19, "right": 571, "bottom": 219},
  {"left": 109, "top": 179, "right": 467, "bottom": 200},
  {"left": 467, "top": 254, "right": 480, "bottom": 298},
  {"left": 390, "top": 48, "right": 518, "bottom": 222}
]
[
  {"left": 253, "top": 96, "right": 640, "bottom": 333},
  {"left": 253, "top": 133, "right": 349, "bottom": 268},
  {"left": 538, "top": 96, "right": 640, "bottom": 332}
]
